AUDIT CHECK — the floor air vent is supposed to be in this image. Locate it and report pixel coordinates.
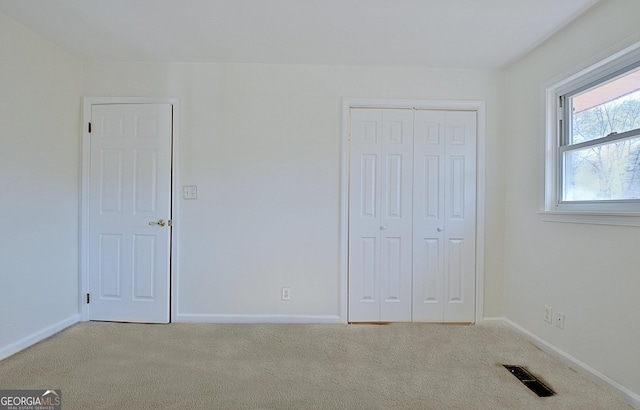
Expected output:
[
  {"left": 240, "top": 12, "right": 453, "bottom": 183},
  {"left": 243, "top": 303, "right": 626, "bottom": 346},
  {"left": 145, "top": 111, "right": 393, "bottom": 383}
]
[{"left": 503, "top": 365, "right": 556, "bottom": 397}]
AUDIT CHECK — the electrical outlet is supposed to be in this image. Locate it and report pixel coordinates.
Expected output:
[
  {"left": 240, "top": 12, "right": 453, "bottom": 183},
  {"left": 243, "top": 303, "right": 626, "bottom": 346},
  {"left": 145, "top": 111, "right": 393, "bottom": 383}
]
[
  {"left": 281, "top": 287, "right": 291, "bottom": 301},
  {"left": 554, "top": 312, "right": 565, "bottom": 329},
  {"left": 544, "top": 306, "right": 553, "bottom": 324}
]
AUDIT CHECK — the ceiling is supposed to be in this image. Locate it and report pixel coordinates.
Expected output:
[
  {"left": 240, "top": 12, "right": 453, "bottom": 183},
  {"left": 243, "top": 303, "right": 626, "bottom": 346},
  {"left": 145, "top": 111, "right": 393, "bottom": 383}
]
[{"left": 0, "top": 0, "right": 600, "bottom": 69}]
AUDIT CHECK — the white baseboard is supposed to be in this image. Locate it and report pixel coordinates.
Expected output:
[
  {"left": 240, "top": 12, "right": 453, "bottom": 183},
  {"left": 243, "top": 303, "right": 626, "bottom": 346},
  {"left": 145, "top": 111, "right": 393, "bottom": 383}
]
[
  {"left": 175, "top": 313, "right": 343, "bottom": 324},
  {"left": 0, "top": 314, "right": 80, "bottom": 361},
  {"left": 481, "top": 316, "right": 505, "bottom": 322},
  {"left": 500, "top": 317, "right": 640, "bottom": 410}
]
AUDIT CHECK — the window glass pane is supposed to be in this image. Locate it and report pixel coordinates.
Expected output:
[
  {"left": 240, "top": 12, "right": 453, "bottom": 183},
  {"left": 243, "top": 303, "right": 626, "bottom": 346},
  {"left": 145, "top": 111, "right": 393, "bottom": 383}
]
[
  {"left": 569, "top": 68, "right": 640, "bottom": 145},
  {"left": 563, "top": 136, "right": 640, "bottom": 201}
]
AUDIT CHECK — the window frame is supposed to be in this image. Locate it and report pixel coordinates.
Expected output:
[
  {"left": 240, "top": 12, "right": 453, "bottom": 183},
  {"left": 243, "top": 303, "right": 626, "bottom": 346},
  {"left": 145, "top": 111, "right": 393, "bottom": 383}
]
[{"left": 543, "top": 40, "right": 640, "bottom": 224}]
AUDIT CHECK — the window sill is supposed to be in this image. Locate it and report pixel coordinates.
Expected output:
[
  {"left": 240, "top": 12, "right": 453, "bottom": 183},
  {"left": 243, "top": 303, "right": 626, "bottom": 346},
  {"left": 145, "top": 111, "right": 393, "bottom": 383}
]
[{"left": 538, "top": 211, "right": 640, "bottom": 227}]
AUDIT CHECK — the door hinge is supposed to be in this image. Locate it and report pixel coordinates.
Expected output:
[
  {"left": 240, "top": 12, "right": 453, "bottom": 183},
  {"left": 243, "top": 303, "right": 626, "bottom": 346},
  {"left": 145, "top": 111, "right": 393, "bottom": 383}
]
[
  {"left": 86, "top": 293, "right": 90, "bottom": 304},
  {"left": 88, "top": 122, "right": 92, "bottom": 133},
  {"left": 558, "top": 95, "right": 563, "bottom": 108}
]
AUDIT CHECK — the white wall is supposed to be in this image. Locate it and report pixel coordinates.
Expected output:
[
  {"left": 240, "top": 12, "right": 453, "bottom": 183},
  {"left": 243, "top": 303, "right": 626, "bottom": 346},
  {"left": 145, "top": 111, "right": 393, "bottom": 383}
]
[
  {"left": 82, "top": 62, "right": 506, "bottom": 320},
  {"left": 504, "top": 0, "right": 640, "bottom": 399},
  {"left": 0, "top": 12, "right": 82, "bottom": 356}
]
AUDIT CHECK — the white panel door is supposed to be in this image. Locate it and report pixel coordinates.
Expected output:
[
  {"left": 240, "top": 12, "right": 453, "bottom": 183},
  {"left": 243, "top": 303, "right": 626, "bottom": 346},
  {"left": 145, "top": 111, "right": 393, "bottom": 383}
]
[
  {"left": 412, "top": 110, "right": 446, "bottom": 322},
  {"left": 88, "top": 103, "right": 172, "bottom": 323},
  {"left": 413, "top": 110, "right": 476, "bottom": 322},
  {"left": 348, "top": 109, "right": 413, "bottom": 322}
]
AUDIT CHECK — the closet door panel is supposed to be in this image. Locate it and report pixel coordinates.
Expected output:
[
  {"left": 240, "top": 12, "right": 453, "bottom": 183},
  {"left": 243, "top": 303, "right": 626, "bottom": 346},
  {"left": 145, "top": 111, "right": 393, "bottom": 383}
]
[
  {"left": 442, "top": 111, "right": 476, "bottom": 322},
  {"left": 379, "top": 110, "right": 413, "bottom": 322},
  {"left": 348, "top": 109, "right": 382, "bottom": 322},
  {"left": 412, "top": 110, "right": 446, "bottom": 321}
]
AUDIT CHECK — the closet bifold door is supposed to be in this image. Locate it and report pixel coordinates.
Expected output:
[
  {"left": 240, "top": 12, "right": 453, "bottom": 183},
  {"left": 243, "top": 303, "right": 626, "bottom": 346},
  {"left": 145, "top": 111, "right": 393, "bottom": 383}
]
[
  {"left": 412, "top": 110, "right": 476, "bottom": 323},
  {"left": 348, "top": 108, "right": 413, "bottom": 322}
]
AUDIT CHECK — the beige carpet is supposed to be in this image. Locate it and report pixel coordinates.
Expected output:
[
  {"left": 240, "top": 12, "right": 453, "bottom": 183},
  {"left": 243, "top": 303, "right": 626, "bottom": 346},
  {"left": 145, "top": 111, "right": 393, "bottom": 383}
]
[{"left": 0, "top": 321, "right": 631, "bottom": 409}]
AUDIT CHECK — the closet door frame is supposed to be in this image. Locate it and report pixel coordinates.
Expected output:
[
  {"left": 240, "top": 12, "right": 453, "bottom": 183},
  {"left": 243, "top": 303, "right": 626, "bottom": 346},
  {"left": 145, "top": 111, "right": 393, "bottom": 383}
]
[{"left": 340, "top": 98, "right": 486, "bottom": 324}]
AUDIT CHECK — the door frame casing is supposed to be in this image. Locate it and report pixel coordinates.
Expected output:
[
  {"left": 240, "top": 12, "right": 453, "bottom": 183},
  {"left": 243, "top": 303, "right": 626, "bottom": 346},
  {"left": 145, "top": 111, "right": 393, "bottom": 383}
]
[
  {"left": 80, "top": 97, "right": 180, "bottom": 322},
  {"left": 340, "top": 98, "right": 486, "bottom": 324}
]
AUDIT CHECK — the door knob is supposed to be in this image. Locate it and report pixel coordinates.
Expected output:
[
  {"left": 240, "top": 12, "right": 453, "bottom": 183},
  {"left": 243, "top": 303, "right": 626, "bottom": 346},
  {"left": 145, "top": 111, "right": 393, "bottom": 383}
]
[
  {"left": 149, "top": 219, "right": 166, "bottom": 227},
  {"left": 437, "top": 227, "right": 443, "bottom": 232},
  {"left": 380, "top": 225, "right": 388, "bottom": 230}
]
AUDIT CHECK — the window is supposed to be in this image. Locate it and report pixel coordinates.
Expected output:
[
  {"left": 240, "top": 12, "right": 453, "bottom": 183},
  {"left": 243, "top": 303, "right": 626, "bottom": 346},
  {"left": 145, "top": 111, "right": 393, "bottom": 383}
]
[
  {"left": 545, "top": 42, "right": 640, "bottom": 217},
  {"left": 561, "top": 64, "right": 640, "bottom": 204}
]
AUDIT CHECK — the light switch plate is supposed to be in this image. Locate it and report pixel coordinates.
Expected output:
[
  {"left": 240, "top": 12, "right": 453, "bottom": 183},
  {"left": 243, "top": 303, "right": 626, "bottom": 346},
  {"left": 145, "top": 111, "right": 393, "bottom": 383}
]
[{"left": 183, "top": 185, "right": 197, "bottom": 200}]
